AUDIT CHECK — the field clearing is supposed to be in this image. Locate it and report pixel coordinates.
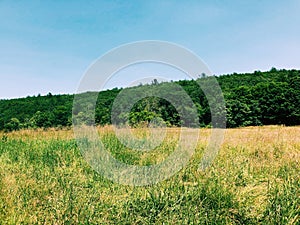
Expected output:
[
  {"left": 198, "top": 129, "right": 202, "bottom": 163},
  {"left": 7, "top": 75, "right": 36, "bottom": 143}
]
[{"left": 0, "top": 126, "right": 299, "bottom": 224}]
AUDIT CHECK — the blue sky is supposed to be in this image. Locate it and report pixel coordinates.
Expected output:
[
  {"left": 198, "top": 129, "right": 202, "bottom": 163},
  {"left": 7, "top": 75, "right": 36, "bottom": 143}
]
[{"left": 1, "top": 0, "right": 300, "bottom": 99}]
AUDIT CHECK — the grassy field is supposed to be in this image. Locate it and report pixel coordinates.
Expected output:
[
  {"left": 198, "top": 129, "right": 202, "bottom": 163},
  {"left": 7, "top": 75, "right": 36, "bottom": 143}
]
[{"left": 0, "top": 126, "right": 299, "bottom": 224}]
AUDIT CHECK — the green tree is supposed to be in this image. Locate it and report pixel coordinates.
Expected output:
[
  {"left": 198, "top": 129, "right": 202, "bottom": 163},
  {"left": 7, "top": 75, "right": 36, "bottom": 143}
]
[
  {"left": 4, "top": 118, "right": 21, "bottom": 132},
  {"left": 30, "top": 111, "right": 54, "bottom": 128}
]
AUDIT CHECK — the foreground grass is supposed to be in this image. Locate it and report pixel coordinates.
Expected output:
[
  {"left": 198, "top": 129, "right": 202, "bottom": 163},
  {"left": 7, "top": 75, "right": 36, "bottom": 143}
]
[{"left": 0, "top": 126, "right": 299, "bottom": 224}]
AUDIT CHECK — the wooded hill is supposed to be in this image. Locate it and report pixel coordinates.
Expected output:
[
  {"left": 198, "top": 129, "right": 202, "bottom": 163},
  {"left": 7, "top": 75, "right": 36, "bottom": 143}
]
[{"left": 1, "top": 68, "right": 299, "bottom": 131}]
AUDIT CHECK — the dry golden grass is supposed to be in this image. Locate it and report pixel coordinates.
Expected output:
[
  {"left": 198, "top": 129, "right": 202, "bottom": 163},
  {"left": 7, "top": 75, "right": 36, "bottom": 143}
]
[{"left": 0, "top": 125, "right": 299, "bottom": 224}]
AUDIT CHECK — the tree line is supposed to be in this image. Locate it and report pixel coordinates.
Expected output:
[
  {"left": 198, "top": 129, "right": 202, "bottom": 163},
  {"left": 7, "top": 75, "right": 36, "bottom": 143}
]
[{"left": 0, "top": 68, "right": 299, "bottom": 131}]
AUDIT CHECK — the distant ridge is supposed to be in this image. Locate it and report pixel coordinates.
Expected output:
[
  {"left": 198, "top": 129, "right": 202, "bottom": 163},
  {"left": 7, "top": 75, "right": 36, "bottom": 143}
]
[{"left": 1, "top": 68, "right": 299, "bottom": 131}]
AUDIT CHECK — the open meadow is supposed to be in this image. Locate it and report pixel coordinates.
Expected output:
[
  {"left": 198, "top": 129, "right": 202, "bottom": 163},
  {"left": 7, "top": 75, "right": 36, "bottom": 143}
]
[{"left": 0, "top": 126, "right": 299, "bottom": 224}]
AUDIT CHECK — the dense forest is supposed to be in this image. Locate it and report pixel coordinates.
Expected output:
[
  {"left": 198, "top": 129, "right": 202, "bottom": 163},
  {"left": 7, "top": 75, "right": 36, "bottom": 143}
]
[{"left": 1, "top": 68, "right": 299, "bottom": 131}]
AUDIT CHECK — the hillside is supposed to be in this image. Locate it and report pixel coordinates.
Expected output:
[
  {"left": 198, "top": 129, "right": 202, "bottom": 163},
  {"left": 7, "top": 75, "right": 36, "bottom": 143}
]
[{"left": 1, "top": 68, "right": 299, "bottom": 131}]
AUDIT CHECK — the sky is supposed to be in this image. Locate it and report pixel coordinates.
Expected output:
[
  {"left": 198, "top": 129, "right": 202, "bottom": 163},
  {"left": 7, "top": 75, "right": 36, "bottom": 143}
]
[{"left": 0, "top": 0, "right": 300, "bottom": 99}]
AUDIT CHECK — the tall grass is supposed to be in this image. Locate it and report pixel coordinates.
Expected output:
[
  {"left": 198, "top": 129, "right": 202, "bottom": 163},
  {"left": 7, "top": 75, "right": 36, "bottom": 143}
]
[{"left": 0, "top": 126, "right": 299, "bottom": 224}]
